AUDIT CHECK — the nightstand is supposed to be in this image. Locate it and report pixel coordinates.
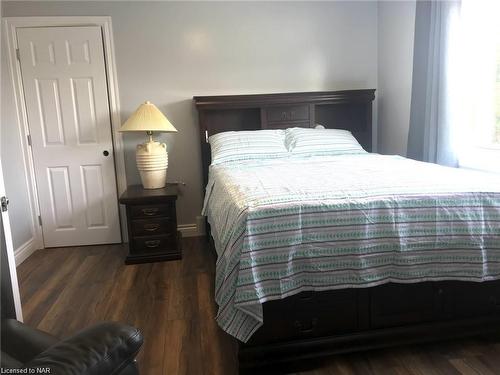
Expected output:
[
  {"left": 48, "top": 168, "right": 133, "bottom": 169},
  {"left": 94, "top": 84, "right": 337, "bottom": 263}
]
[{"left": 119, "top": 184, "right": 182, "bottom": 264}]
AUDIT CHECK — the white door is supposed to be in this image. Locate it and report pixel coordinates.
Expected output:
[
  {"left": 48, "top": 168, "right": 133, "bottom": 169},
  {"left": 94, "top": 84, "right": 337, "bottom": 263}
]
[
  {"left": 0, "top": 161, "right": 23, "bottom": 321},
  {"left": 17, "top": 26, "right": 121, "bottom": 247}
]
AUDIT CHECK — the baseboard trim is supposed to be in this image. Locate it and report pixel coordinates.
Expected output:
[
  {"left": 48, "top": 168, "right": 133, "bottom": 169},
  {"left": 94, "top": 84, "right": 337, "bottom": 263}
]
[
  {"left": 178, "top": 224, "right": 204, "bottom": 237},
  {"left": 15, "top": 238, "right": 38, "bottom": 266},
  {"left": 14, "top": 226, "right": 201, "bottom": 261}
]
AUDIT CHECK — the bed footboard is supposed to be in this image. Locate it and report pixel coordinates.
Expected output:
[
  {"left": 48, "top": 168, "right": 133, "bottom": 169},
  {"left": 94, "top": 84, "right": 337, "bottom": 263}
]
[{"left": 239, "top": 280, "right": 500, "bottom": 372}]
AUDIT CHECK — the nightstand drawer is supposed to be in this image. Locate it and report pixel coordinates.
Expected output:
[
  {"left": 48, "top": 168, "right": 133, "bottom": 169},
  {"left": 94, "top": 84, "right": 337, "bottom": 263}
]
[
  {"left": 132, "top": 234, "right": 176, "bottom": 253},
  {"left": 120, "top": 184, "right": 181, "bottom": 264},
  {"left": 130, "top": 204, "right": 174, "bottom": 219},
  {"left": 266, "top": 105, "right": 310, "bottom": 123},
  {"left": 131, "top": 217, "right": 175, "bottom": 236}
]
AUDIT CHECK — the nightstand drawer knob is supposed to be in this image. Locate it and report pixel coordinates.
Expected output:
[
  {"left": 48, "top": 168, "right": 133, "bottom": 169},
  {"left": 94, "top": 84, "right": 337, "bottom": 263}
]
[
  {"left": 142, "top": 208, "right": 159, "bottom": 216},
  {"left": 144, "top": 240, "right": 161, "bottom": 248},
  {"left": 143, "top": 223, "right": 161, "bottom": 232}
]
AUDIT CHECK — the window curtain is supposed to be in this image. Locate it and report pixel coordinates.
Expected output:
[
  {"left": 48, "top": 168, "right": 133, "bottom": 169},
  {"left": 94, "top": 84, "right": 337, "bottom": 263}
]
[{"left": 407, "top": 1, "right": 461, "bottom": 167}]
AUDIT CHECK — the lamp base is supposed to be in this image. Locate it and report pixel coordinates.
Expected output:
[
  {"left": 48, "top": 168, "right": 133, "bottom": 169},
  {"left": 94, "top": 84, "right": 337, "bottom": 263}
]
[
  {"left": 139, "top": 169, "right": 167, "bottom": 189},
  {"left": 136, "top": 140, "right": 168, "bottom": 189}
]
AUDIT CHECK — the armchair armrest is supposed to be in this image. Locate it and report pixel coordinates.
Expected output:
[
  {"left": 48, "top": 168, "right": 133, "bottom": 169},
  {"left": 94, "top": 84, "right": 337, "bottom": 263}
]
[
  {"left": 25, "top": 322, "right": 143, "bottom": 375},
  {"left": 1, "top": 319, "right": 58, "bottom": 363}
]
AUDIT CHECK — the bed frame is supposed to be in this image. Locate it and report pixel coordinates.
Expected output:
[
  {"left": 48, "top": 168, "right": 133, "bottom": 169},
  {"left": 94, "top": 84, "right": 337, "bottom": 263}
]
[{"left": 193, "top": 90, "right": 500, "bottom": 372}]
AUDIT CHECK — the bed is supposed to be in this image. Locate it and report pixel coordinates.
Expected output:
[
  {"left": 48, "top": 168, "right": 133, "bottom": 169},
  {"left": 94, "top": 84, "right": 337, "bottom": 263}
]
[{"left": 193, "top": 90, "right": 500, "bottom": 372}]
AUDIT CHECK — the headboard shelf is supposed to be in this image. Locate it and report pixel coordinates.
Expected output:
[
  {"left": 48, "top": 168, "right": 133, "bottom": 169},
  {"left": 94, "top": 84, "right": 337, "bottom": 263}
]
[
  {"left": 193, "top": 89, "right": 375, "bottom": 109},
  {"left": 194, "top": 89, "right": 375, "bottom": 186}
]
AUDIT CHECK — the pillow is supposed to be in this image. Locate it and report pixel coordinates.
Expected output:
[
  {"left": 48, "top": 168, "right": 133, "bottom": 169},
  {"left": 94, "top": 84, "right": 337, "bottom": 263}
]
[
  {"left": 285, "top": 127, "right": 366, "bottom": 156},
  {"left": 209, "top": 129, "right": 288, "bottom": 165}
]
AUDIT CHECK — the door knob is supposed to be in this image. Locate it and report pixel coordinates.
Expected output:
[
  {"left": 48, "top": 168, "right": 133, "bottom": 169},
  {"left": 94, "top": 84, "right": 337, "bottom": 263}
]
[{"left": 103, "top": 150, "right": 109, "bottom": 156}]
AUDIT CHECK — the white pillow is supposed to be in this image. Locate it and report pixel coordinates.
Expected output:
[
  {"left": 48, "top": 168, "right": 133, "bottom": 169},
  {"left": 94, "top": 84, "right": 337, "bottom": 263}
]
[
  {"left": 209, "top": 130, "right": 288, "bottom": 165},
  {"left": 285, "top": 127, "right": 366, "bottom": 156}
]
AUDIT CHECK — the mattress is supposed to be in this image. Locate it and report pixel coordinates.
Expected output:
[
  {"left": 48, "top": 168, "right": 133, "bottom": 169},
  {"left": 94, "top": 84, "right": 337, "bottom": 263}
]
[{"left": 202, "top": 154, "right": 500, "bottom": 342}]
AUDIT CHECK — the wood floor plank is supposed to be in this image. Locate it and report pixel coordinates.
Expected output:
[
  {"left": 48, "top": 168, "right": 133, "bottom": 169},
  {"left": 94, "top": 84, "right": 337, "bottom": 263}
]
[
  {"left": 138, "top": 264, "right": 171, "bottom": 373},
  {"left": 461, "top": 357, "right": 497, "bottom": 375},
  {"left": 449, "top": 358, "right": 481, "bottom": 375},
  {"left": 420, "top": 350, "right": 462, "bottom": 375},
  {"left": 36, "top": 252, "right": 106, "bottom": 336},
  {"left": 20, "top": 249, "right": 86, "bottom": 328},
  {"left": 197, "top": 271, "right": 238, "bottom": 375},
  {"left": 327, "top": 357, "right": 356, "bottom": 375},
  {"left": 160, "top": 318, "right": 205, "bottom": 375},
  {"left": 17, "top": 237, "right": 500, "bottom": 374},
  {"left": 102, "top": 261, "right": 140, "bottom": 322}
]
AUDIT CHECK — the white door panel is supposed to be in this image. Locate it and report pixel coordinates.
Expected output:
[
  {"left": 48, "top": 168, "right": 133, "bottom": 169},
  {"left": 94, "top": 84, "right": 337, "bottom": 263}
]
[{"left": 17, "top": 26, "right": 121, "bottom": 247}]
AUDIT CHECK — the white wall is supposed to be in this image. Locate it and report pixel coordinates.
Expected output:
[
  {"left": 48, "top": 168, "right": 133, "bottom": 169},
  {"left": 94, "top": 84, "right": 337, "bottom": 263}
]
[
  {"left": 377, "top": 0, "right": 416, "bottom": 156},
  {"left": 1, "top": 23, "right": 35, "bottom": 251},
  {"left": 2, "top": 1, "right": 379, "bottom": 239}
]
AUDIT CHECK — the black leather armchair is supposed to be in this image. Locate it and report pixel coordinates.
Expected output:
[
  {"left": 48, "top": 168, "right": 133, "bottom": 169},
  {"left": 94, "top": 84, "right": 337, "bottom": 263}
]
[{"left": 1, "top": 319, "right": 143, "bottom": 375}]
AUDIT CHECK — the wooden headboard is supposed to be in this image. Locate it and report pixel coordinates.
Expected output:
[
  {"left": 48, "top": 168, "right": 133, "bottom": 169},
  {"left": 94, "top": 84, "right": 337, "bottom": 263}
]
[{"left": 193, "top": 89, "right": 375, "bottom": 186}]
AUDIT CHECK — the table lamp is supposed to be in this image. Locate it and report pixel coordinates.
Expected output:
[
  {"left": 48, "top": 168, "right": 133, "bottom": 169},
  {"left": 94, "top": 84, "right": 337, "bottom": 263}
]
[{"left": 120, "top": 101, "right": 177, "bottom": 189}]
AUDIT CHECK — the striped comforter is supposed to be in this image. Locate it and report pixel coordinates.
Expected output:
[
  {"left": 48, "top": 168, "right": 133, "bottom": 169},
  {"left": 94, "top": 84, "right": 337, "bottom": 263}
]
[{"left": 202, "top": 154, "right": 500, "bottom": 342}]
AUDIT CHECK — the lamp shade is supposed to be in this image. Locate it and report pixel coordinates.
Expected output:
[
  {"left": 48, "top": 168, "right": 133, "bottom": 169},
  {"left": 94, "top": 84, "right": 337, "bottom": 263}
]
[{"left": 120, "top": 101, "right": 177, "bottom": 133}]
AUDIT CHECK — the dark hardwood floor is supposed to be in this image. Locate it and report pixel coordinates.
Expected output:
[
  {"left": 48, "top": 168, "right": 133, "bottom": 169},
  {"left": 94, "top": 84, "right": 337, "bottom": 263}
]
[{"left": 17, "top": 237, "right": 500, "bottom": 374}]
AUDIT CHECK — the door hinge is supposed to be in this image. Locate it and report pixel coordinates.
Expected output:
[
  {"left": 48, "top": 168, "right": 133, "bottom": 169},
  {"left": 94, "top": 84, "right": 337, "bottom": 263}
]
[
  {"left": 1, "top": 196, "right": 9, "bottom": 212},
  {"left": 16, "top": 48, "right": 20, "bottom": 61},
  {"left": 38, "top": 215, "right": 42, "bottom": 226},
  {"left": 27, "top": 134, "right": 32, "bottom": 146}
]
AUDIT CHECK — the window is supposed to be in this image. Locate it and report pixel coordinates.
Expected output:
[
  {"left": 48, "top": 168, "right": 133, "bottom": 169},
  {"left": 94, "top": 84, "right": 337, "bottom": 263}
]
[
  {"left": 457, "top": 0, "right": 500, "bottom": 172},
  {"left": 496, "top": 44, "right": 500, "bottom": 144}
]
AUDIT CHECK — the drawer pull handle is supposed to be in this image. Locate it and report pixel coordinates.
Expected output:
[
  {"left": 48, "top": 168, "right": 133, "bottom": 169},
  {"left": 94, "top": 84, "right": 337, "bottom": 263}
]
[
  {"left": 144, "top": 240, "right": 161, "bottom": 248},
  {"left": 299, "top": 292, "right": 314, "bottom": 301},
  {"left": 142, "top": 208, "right": 159, "bottom": 216},
  {"left": 294, "top": 318, "right": 318, "bottom": 334},
  {"left": 489, "top": 296, "right": 499, "bottom": 307},
  {"left": 143, "top": 224, "right": 160, "bottom": 232}
]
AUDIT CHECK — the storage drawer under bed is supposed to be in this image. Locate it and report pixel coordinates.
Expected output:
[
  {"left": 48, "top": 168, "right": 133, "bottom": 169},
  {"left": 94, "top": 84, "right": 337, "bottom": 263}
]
[{"left": 248, "top": 289, "right": 359, "bottom": 344}]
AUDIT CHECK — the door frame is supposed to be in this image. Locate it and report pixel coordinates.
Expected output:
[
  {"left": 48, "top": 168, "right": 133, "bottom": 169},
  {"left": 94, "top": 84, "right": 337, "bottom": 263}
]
[
  {"left": 0, "top": 160, "right": 23, "bottom": 321},
  {"left": 4, "top": 16, "right": 128, "bottom": 250}
]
